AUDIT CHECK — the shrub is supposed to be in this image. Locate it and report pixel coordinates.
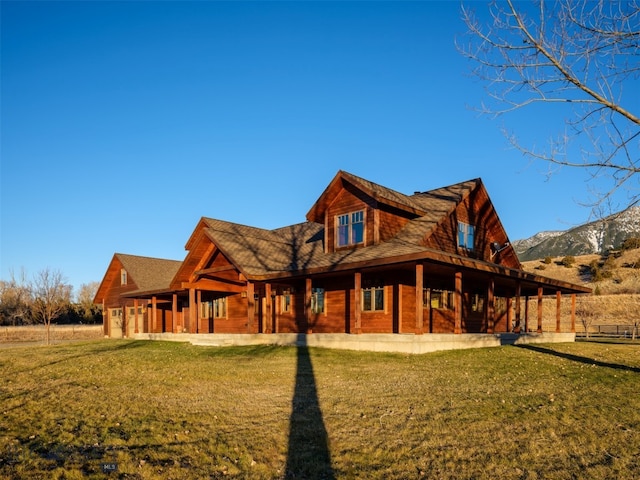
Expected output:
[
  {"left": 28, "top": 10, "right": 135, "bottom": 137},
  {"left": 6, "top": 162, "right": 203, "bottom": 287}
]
[
  {"left": 543, "top": 256, "right": 553, "bottom": 264},
  {"left": 621, "top": 237, "right": 640, "bottom": 251},
  {"left": 561, "top": 256, "right": 576, "bottom": 268}
]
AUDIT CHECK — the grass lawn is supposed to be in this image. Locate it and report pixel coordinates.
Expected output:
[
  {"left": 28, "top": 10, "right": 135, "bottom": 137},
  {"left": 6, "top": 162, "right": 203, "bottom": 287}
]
[{"left": 1, "top": 339, "right": 639, "bottom": 479}]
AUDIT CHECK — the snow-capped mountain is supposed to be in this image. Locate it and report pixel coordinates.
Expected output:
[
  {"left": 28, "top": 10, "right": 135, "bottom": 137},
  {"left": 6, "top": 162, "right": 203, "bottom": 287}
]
[{"left": 514, "top": 207, "right": 640, "bottom": 261}]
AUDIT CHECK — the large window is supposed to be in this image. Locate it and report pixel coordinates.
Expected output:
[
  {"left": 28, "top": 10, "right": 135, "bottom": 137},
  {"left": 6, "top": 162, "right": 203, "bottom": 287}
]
[
  {"left": 311, "top": 288, "right": 325, "bottom": 314},
  {"left": 281, "top": 289, "right": 292, "bottom": 313},
  {"left": 337, "top": 211, "right": 364, "bottom": 247},
  {"left": 213, "top": 297, "right": 227, "bottom": 318},
  {"left": 428, "top": 289, "right": 454, "bottom": 310},
  {"left": 362, "top": 286, "right": 384, "bottom": 312},
  {"left": 458, "top": 222, "right": 475, "bottom": 250}
]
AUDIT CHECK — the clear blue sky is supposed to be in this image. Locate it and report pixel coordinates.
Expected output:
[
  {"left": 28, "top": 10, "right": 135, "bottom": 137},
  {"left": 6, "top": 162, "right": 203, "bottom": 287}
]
[{"left": 0, "top": 1, "right": 620, "bottom": 294}]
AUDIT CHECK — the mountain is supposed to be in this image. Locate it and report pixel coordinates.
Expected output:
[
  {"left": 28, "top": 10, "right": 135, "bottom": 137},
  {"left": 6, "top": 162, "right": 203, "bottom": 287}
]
[{"left": 514, "top": 206, "right": 640, "bottom": 261}]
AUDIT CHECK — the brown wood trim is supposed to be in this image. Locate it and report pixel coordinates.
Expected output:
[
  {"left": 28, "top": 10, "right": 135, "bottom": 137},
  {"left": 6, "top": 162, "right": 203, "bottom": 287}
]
[
  {"left": 487, "top": 277, "right": 495, "bottom": 334},
  {"left": 537, "top": 287, "right": 543, "bottom": 333},
  {"left": 195, "top": 265, "right": 236, "bottom": 276},
  {"left": 556, "top": 291, "right": 562, "bottom": 333},
  {"left": 454, "top": 271, "right": 462, "bottom": 334}
]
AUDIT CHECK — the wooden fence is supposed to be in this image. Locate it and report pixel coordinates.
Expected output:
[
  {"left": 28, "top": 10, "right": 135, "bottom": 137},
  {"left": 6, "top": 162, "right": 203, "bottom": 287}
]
[{"left": 0, "top": 325, "right": 103, "bottom": 344}]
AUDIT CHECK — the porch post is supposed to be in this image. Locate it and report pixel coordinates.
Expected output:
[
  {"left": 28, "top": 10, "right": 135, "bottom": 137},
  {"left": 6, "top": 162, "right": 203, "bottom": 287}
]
[
  {"left": 354, "top": 272, "right": 362, "bottom": 334},
  {"left": 305, "top": 278, "right": 312, "bottom": 333},
  {"left": 537, "top": 287, "right": 543, "bottom": 333},
  {"left": 487, "top": 277, "right": 495, "bottom": 334},
  {"left": 524, "top": 296, "right": 529, "bottom": 333},
  {"left": 415, "top": 263, "right": 424, "bottom": 334},
  {"left": 265, "top": 283, "right": 272, "bottom": 334},
  {"left": 556, "top": 290, "right": 562, "bottom": 333},
  {"left": 246, "top": 282, "right": 255, "bottom": 333},
  {"left": 172, "top": 294, "right": 179, "bottom": 333},
  {"left": 454, "top": 271, "right": 462, "bottom": 334},
  {"left": 571, "top": 294, "right": 576, "bottom": 333},
  {"left": 197, "top": 290, "right": 202, "bottom": 334},
  {"left": 134, "top": 298, "right": 139, "bottom": 334},
  {"left": 152, "top": 296, "right": 158, "bottom": 333},
  {"left": 514, "top": 281, "right": 521, "bottom": 333},
  {"left": 189, "top": 288, "right": 196, "bottom": 333},
  {"left": 424, "top": 288, "right": 432, "bottom": 334},
  {"left": 506, "top": 297, "right": 512, "bottom": 332}
]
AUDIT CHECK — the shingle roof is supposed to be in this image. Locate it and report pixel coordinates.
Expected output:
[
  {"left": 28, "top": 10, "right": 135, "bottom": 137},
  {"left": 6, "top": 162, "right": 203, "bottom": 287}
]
[
  {"left": 200, "top": 173, "right": 480, "bottom": 278},
  {"left": 116, "top": 253, "right": 182, "bottom": 294}
]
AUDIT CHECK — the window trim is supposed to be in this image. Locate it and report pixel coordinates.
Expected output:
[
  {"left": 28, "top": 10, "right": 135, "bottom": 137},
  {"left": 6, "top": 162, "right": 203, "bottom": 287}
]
[
  {"left": 457, "top": 222, "right": 475, "bottom": 250},
  {"left": 362, "top": 286, "right": 385, "bottom": 312},
  {"left": 310, "top": 287, "right": 325, "bottom": 314},
  {"left": 336, "top": 210, "right": 365, "bottom": 248}
]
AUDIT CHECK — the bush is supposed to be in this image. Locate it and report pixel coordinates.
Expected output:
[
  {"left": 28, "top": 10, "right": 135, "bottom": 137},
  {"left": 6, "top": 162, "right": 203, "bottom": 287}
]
[
  {"left": 561, "top": 256, "right": 576, "bottom": 268},
  {"left": 543, "top": 256, "right": 553, "bottom": 264},
  {"left": 621, "top": 237, "right": 640, "bottom": 251}
]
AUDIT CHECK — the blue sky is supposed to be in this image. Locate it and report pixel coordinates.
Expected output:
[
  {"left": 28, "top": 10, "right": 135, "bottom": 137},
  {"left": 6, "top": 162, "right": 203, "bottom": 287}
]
[{"left": 0, "top": 1, "right": 624, "bottom": 294}]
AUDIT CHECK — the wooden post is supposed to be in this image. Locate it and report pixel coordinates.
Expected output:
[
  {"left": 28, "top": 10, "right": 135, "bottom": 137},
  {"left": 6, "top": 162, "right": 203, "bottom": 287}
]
[
  {"left": 424, "top": 288, "right": 432, "bottom": 333},
  {"left": 247, "top": 282, "right": 255, "bottom": 333},
  {"left": 537, "top": 287, "right": 543, "bottom": 333},
  {"left": 265, "top": 283, "right": 272, "bottom": 334},
  {"left": 487, "top": 277, "right": 495, "bottom": 334},
  {"left": 152, "top": 296, "right": 158, "bottom": 333},
  {"left": 506, "top": 297, "right": 512, "bottom": 332},
  {"left": 134, "top": 298, "right": 139, "bottom": 334},
  {"left": 172, "top": 294, "right": 179, "bottom": 333},
  {"left": 571, "top": 294, "right": 576, "bottom": 333},
  {"left": 514, "top": 282, "right": 521, "bottom": 333},
  {"left": 524, "top": 296, "right": 529, "bottom": 333},
  {"left": 556, "top": 290, "right": 562, "bottom": 333},
  {"left": 454, "top": 271, "right": 462, "bottom": 334},
  {"left": 305, "top": 278, "right": 312, "bottom": 333},
  {"left": 354, "top": 272, "right": 362, "bottom": 334},
  {"left": 415, "top": 263, "right": 424, "bottom": 334},
  {"left": 197, "top": 290, "right": 202, "bottom": 334},
  {"left": 189, "top": 288, "right": 196, "bottom": 333}
]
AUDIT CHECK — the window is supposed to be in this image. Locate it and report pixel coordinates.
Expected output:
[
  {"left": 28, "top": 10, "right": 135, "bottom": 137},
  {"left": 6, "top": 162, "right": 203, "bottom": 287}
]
[
  {"left": 310, "top": 288, "right": 325, "bottom": 314},
  {"left": 429, "top": 289, "right": 454, "bottom": 310},
  {"left": 213, "top": 297, "right": 227, "bottom": 318},
  {"left": 281, "top": 289, "right": 292, "bottom": 313},
  {"left": 110, "top": 308, "right": 122, "bottom": 318},
  {"left": 458, "top": 222, "right": 475, "bottom": 250},
  {"left": 337, "top": 210, "right": 364, "bottom": 247},
  {"left": 120, "top": 269, "right": 127, "bottom": 285},
  {"left": 201, "top": 301, "right": 212, "bottom": 319},
  {"left": 362, "top": 286, "right": 384, "bottom": 312},
  {"left": 471, "top": 294, "right": 484, "bottom": 313}
]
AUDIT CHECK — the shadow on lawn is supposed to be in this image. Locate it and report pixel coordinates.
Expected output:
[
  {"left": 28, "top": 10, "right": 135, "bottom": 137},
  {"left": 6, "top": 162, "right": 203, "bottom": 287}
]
[
  {"left": 517, "top": 344, "right": 640, "bottom": 373},
  {"left": 285, "top": 335, "right": 335, "bottom": 479}
]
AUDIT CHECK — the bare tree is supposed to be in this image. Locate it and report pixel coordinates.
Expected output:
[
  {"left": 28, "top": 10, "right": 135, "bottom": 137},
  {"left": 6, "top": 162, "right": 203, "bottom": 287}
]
[
  {"left": 0, "top": 269, "right": 32, "bottom": 326},
  {"left": 575, "top": 297, "right": 597, "bottom": 338},
  {"left": 76, "top": 281, "right": 101, "bottom": 323},
  {"left": 459, "top": 0, "right": 640, "bottom": 208},
  {"left": 30, "top": 268, "right": 72, "bottom": 345}
]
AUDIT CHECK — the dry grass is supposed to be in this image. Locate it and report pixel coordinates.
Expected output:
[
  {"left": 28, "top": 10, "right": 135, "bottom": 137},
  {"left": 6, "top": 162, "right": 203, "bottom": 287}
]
[
  {"left": 0, "top": 325, "right": 103, "bottom": 344},
  {"left": 1, "top": 340, "right": 640, "bottom": 479}
]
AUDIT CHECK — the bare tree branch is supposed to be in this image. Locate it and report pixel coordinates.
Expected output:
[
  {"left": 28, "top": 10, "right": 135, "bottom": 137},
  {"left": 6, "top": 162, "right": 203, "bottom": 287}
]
[{"left": 459, "top": 0, "right": 640, "bottom": 208}]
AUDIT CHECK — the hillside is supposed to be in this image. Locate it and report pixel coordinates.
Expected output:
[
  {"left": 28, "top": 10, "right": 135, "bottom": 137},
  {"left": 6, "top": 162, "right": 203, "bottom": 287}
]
[
  {"left": 521, "top": 248, "right": 640, "bottom": 295},
  {"left": 514, "top": 206, "right": 640, "bottom": 261}
]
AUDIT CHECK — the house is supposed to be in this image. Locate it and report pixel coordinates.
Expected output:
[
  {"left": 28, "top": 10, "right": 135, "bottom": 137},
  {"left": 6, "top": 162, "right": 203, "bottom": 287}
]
[{"left": 94, "top": 171, "right": 590, "bottom": 350}]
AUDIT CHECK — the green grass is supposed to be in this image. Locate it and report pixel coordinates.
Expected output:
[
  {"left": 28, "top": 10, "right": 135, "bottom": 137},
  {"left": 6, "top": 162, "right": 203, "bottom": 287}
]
[{"left": 1, "top": 340, "right": 639, "bottom": 479}]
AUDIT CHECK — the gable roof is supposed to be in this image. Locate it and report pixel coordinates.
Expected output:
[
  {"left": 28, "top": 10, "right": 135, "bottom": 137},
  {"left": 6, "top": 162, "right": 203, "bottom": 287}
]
[
  {"left": 94, "top": 253, "right": 183, "bottom": 302},
  {"left": 196, "top": 172, "right": 483, "bottom": 279}
]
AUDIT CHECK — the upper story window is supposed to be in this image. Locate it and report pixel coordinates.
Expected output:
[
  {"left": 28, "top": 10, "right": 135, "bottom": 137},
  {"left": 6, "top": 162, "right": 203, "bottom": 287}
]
[
  {"left": 337, "top": 210, "right": 364, "bottom": 247},
  {"left": 458, "top": 222, "right": 475, "bottom": 250},
  {"left": 120, "top": 269, "right": 127, "bottom": 285}
]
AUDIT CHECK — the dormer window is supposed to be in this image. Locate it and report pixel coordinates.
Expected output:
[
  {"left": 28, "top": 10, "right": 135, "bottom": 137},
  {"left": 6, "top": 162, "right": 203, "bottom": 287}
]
[
  {"left": 337, "top": 211, "right": 364, "bottom": 247},
  {"left": 458, "top": 222, "right": 475, "bottom": 250},
  {"left": 120, "top": 269, "right": 127, "bottom": 285}
]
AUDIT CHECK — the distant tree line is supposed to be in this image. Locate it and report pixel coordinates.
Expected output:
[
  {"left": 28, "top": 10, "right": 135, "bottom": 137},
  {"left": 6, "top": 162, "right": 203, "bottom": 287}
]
[{"left": 0, "top": 268, "right": 102, "bottom": 328}]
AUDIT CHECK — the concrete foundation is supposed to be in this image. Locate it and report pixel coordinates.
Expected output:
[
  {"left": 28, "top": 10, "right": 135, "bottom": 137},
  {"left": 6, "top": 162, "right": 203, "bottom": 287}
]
[{"left": 132, "top": 331, "right": 575, "bottom": 354}]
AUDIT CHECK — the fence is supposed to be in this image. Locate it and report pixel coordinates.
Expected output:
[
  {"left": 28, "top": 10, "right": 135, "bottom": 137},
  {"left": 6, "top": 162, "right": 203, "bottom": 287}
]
[
  {"left": 0, "top": 325, "right": 103, "bottom": 344},
  {"left": 575, "top": 323, "right": 638, "bottom": 338}
]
